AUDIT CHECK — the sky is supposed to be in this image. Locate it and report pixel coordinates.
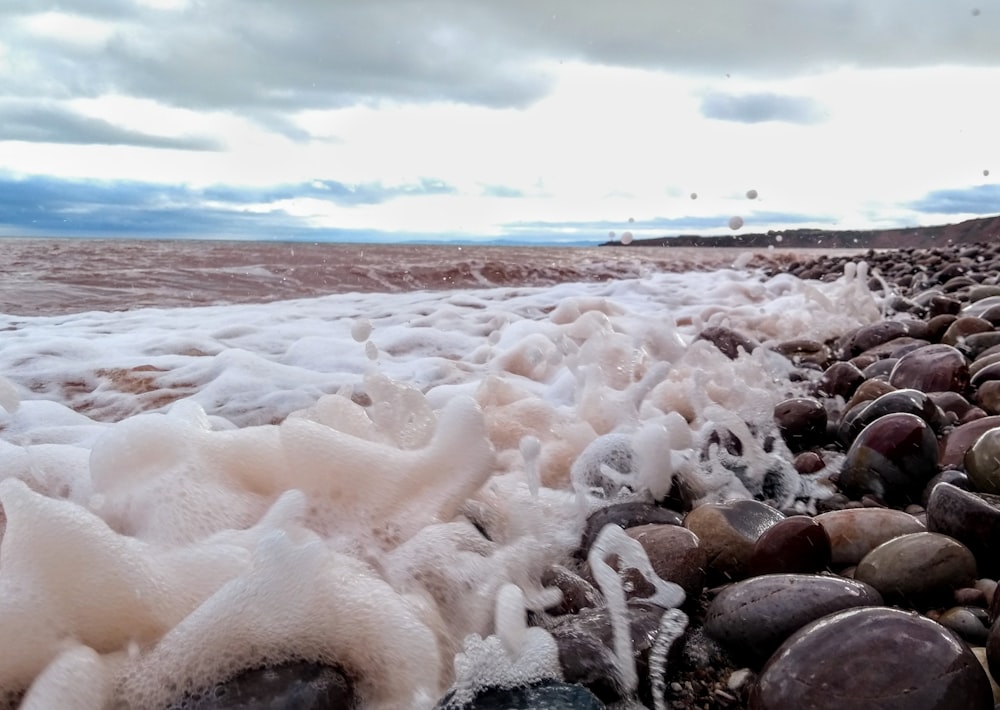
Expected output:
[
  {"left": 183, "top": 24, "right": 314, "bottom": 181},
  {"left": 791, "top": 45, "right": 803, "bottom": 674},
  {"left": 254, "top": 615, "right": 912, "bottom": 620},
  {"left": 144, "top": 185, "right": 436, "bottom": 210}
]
[{"left": 0, "top": 1, "right": 998, "bottom": 244}]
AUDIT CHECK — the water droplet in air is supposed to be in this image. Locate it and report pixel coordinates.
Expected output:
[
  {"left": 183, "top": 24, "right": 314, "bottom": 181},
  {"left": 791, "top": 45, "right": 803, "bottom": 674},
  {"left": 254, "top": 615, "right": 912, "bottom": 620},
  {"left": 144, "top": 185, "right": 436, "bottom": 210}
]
[
  {"left": 728, "top": 216, "right": 744, "bottom": 230},
  {"left": 972, "top": 8, "right": 981, "bottom": 16},
  {"left": 690, "top": 192, "right": 698, "bottom": 200},
  {"left": 609, "top": 231, "right": 616, "bottom": 239},
  {"left": 628, "top": 216, "right": 635, "bottom": 223},
  {"left": 620, "top": 231, "right": 634, "bottom": 245},
  {"left": 365, "top": 341, "right": 379, "bottom": 360},
  {"left": 985, "top": 169, "right": 991, "bottom": 177},
  {"left": 351, "top": 318, "right": 373, "bottom": 342},
  {"left": 746, "top": 189, "right": 758, "bottom": 200}
]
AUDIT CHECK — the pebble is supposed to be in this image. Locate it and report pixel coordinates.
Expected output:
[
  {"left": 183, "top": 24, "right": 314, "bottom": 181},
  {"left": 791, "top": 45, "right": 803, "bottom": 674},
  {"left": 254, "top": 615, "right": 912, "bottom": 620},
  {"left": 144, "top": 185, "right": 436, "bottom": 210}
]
[
  {"left": 964, "top": 427, "right": 1000, "bottom": 493},
  {"left": 436, "top": 680, "right": 606, "bottom": 709},
  {"left": 750, "top": 606, "right": 994, "bottom": 710},
  {"left": 926, "top": 482, "right": 1000, "bottom": 578},
  {"left": 888, "top": 343, "right": 970, "bottom": 392},
  {"left": 854, "top": 531, "right": 977, "bottom": 607},
  {"left": 836, "top": 412, "right": 939, "bottom": 504},
  {"left": 937, "top": 606, "right": 990, "bottom": 645},
  {"left": 939, "top": 415, "right": 1000, "bottom": 467},
  {"left": 177, "top": 661, "right": 355, "bottom": 710},
  {"left": 704, "top": 573, "right": 882, "bottom": 664},
  {"left": 773, "top": 397, "right": 827, "bottom": 452},
  {"left": 624, "top": 524, "right": 706, "bottom": 601},
  {"left": 747, "top": 515, "right": 831, "bottom": 576},
  {"left": 814, "top": 507, "right": 926, "bottom": 567},
  {"left": 683, "top": 500, "right": 784, "bottom": 581},
  {"left": 577, "top": 501, "right": 682, "bottom": 557}
]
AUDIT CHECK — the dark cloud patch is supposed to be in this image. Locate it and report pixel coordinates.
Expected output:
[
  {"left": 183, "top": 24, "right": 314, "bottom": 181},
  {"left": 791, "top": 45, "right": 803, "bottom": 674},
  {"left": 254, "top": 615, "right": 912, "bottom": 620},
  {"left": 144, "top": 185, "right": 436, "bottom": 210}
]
[
  {"left": 700, "top": 92, "right": 828, "bottom": 124},
  {"left": 2, "top": 1, "right": 997, "bottom": 122},
  {"left": 908, "top": 184, "right": 1000, "bottom": 214},
  {"left": 0, "top": 102, "right": 221, "bottom": 149},
  {"left": 0, "top": 174, "right": 458, "bottom": 238}
]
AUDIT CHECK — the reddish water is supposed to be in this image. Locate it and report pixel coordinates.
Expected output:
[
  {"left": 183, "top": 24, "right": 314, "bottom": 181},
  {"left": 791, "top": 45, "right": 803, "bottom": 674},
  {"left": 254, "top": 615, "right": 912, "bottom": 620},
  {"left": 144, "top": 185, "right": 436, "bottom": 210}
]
[{"left": 0, "top": 238, "right": 850, "bottom": 316}]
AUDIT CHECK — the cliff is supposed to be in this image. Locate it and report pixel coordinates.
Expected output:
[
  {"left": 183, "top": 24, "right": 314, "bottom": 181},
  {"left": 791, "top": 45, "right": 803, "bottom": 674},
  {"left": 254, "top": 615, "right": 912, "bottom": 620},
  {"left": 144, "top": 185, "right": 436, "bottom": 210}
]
[{"left": 601, "top": 214, "right": 1000, "bottom": 249}]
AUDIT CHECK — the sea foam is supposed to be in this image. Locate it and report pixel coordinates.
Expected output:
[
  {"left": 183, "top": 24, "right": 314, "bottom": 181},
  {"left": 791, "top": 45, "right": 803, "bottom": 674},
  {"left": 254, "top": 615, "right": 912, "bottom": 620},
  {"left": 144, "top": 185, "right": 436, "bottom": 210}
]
[{"left": 0, "top": 263, "right": 882, "bottom": 707}]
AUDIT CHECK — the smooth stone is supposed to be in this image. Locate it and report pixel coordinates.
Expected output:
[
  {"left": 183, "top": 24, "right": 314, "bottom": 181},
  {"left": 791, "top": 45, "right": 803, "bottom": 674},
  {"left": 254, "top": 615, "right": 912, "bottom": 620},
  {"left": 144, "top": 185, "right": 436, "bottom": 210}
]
[
  {"left": 704, "top": 574, "right": 882, "bottom": 664},
  {"left": 964, "top": 295, "right": 1000, "bottom": 319},
  {"left": 436, "top": 680, "right": 606, "bottom": 710},
  {"left": 773, "top": 397, "right": 827, "bottom": 452},
  {"left": 814, "top": 361, "right": 865, "bottom": 399},
  {"left": 970, "top": 352, "right": 1000, "bottom": 377},
  {"left": 683, "top": 500, "right": 785, "bottom": 581},
  {"left": 854, "top": 532, "right": 978, "bottom": 607},
  {"left": 839, "top": 320, "right": 910, "bottom": 358},
  {"left": 889, "top": 343, "right": 970, "bottom": 393},
  {"left": 696, "top": 326, "right": 759, "bottom": 359},
  {"left": 927, "top": 390, "right": 977, "bottom": 424},
  {"left": 815, "top": 507, "right": 926, "bottom": 567},
  {"left": 925, "top": 313, "right": 959, "bottom": 342},
  {"left": 852, "top": 337, "right": 929, "bottom": 366},
  {"left": 792, "top": 450, "right": 825, "bottom": 474},
  {"left": 970, "top": 360, "right": 1000, "bottom": 387},
  {"left": 922, "top": 470, "right": 971, "bottom": 506},
  {"left": 577, "top": 502, "right": 682, "bottom": 558},
  {"left": 938, "top": 606, "right": 990, "bottom": 645},
  {"left": 861, "top": 357, "right": 897, "bottom": 379},
  {"left": 748, "top": 516, "right": 831, "bottom": 576},
  {"left": 547, "top": 602, "right": 666, "bottom": 702},
  {"left": 837, "top": 412, "right": 939, "bottom": 505},
  {"left": 974, "top": 380, "right": 1000, "bottom": 415},
  {"left": 926, "top": 482, "right": 1000, "bottom": 578},
  {"left": 970, "top": 285, "right": 1000, "bottom": 302},
  {"left": 843, "top": 378, "right": 896, "bottom": 413},
  {"left": 624, "top": 524, "right": 706, "bottom": 602},
  {"left": 838, "top": 389, "right": 948, "bottom": 446},
  {"left": 939, "top": 416, "right": 1000, "bottom": 468},
  {"left": 177, "top": 661, "right": 355, "bottom": 710},
  {"left": 750, "top": 607, "right": 994, "bottom": 710},
  {"left": 965, "top": 428, "right": 1000, "bottom": 493},
  {"left": 541, "top": 564, "right": 602, "bottom": 615},
  {"left": 942, "top": 317, "right": 995, "bottom": 346},
  {"left": 964, "top": 332, "right": 1000, "bottom": 359},
  {"left": 770, "top": 339, "right": 831, "bottom": 367}
]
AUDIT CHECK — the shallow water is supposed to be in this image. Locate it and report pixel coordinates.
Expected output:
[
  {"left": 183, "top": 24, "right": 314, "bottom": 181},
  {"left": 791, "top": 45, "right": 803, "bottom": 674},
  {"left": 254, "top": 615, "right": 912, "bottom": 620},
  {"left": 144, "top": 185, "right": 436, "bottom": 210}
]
[{"left": 0, "top": 240, "right": 882, "bottom": 708}]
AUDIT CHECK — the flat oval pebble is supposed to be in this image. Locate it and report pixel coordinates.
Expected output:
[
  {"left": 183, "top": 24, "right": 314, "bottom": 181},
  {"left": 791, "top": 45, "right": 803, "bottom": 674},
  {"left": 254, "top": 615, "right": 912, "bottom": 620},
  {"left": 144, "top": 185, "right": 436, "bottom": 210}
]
[
  {"left": 889, "top": 343, "right": 969, "bottom": 392},
  {"left": 854, "top": 531, "right": 977, "bottom": 607},
  {"left": 704, "top": 573, "right": 882, "bottom": 664},
  {"left": 748, "top": 515, "right": 831, "bottom": 576},
  {"left": 937, "top": 606, "right": 990, "bottom": 645},
  {"left": 926, "top": 482, "right": 1000, "bottom": 578},
  {"left": 750, "top": 606, "right": 993, "bottom": 710},
  {"left": 684, "top": 500, "right": 784, "bottom": 581},
  {"left": 178, "top": 661, "right": 355, "bottom": 710},
  {"left": 578, "top": 501, "right": 682, "bottom": 557},
  {"left": 436, "top": 679, "right": 606, "bottom": 710},
  {"left": 815, "top": 507, "right": 926, "bottom": 567},
  {"left": 773, "top": 398, "right": 827, "bottom": 452}
]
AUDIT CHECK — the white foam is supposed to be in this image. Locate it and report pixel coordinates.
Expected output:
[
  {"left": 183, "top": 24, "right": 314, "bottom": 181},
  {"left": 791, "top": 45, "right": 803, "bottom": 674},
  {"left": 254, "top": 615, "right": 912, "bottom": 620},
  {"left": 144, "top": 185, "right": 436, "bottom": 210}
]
[{"left": 0, "top": 262, "right": 885, "bottom": 706}]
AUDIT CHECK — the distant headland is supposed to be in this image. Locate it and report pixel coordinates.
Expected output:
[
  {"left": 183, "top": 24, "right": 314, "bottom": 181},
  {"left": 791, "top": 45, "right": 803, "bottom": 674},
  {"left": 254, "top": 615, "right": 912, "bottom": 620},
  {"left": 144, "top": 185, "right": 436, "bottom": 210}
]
[{"left": 600, "top": 214, "right": 1000, "bottom": 250}]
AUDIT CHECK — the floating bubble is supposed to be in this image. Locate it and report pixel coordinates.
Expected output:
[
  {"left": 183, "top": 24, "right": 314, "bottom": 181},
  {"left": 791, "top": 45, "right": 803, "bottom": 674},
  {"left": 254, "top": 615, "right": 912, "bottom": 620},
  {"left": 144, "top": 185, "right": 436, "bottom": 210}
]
[
  {"left": 628, "top": 217, "right": 635, "bottom": 223},
  {"left": 690, "top": 192, "right": 698, "bottom": 200},
  {"left": 351, "top": 318, "right": 373, "bottom": 343},
  {"left": 775, "top": 234, "right": 783, "bottom": 243},
  {"left": 746, "top": 189, "right": 758, "bottom": 200},
  {"left": 728, "top": 216, "right": 744, "bottom": 230},
  {"left": 608, "top": 231, "right": 616, "bottom": 240},
  {"left": 620, "top": 231, "right": 634, "bottom": 245},
  {"left": 365, "top": 340, "right": 379, "bottom": 360},
  {"left": 984, "top": 169, "right": 991, "bottom": 177},
  {"left": 972, "top": 8, "right": 981, "bottom": 16}
]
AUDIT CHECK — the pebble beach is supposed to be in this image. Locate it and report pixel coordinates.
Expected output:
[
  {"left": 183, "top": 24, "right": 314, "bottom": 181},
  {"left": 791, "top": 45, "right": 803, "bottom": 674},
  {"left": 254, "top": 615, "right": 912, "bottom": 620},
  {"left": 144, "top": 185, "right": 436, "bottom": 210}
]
[{"left": 4, "top": 239, "right": 1000, "bottom": 708}]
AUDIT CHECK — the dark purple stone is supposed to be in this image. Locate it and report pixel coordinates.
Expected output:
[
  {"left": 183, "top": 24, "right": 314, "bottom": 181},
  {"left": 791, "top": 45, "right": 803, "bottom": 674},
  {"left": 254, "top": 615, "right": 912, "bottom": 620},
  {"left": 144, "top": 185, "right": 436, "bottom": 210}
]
[
  {"left": 748, "top": 515, "right": 832, "bottom": 576},
  {"left": 889, "top": 343, "right": 969, "bottom": 393},
  {"left": 927, "top": 482, "right": 1000, "bottom": 578},
  {"left": 773, "top": 398, "right": 828, "bottom": 452}
]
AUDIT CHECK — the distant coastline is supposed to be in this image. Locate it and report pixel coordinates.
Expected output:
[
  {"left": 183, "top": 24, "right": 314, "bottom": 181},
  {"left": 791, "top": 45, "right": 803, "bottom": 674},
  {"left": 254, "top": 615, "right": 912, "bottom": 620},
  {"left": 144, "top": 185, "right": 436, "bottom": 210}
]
[{"left": 601, "top": 214, "right": 1000, "bottom": 250}]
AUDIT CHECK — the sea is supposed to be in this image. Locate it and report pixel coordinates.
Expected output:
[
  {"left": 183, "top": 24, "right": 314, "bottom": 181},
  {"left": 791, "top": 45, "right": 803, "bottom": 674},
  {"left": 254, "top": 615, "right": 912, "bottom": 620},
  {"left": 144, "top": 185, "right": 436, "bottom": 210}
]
[{"left": 0, "top": 238, "right": 878, "bottom": 708}]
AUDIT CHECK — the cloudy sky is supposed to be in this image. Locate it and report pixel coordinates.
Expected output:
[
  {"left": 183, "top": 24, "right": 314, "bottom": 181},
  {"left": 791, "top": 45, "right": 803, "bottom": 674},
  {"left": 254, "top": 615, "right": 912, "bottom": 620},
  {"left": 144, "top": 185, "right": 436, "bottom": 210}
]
[{"left": 0, "top": 1, "right": 998, "bottom": 244}]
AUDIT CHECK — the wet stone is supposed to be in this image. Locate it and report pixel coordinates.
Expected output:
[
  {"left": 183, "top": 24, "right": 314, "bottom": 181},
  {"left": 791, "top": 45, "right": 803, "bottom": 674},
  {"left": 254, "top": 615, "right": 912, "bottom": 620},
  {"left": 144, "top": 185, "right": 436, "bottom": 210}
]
[
  {"left": 177, "top": 661, "right": 356, "bottom": 710},
  {"left": 747, "top": 515, "right": 831, "bottom": 576},
  {"left": 624, "top": 524, "right": 706, "bottom": 602},
  {"left": 843, "top": 378, "right": 896, "bottom": 414},
  {"left": 837, "top": 412, "right": 939, "bottom": 505},
  {"left": 770, "top": 339, "right": 831, "bottom": 367},
  {"left": 854, "top": 531, "right": 977, "bottom": 607},
  {"left": 814, "top": 507, "right": 926, "bottom": 567},
  {"left": 813, "top": 361, "right": 865, "bottom": 399},
  {"left": 750, "top": 606, "right": 994, "bottom": 710},
  {"left": 861, "top": 357, "right": 897, "bottom": 379},
  {"left": 695, "top": 326, "right": 760, "bottom": 359},
  {"left": 942, "top": 316, "right": 995, "bottom": 347},
  {"left": 792, "top": 451, "right": 825, "bottom": 474},
  {"left": 888, "top": 343, "right": 970, "bottom": 393},
  {"left": 683, "top": 500, "right": 784, "bottom": 582},
  {"left": 970, "top": 360, "right": 1000, "bottom": 388},
  {"left": 436, "top": 680, "right": 606, "bottom": 710},
  {"left": 704, "top": 574, "right": 881, "bottom": 665},
  {"left": 925, "top": 313, "right": 959, "bottom": 342},
  {"left": 541, "top": 564, "right": 602, "bottom": 615},
  {"left": 839, "top": 320, "right": 910, "bottom": 358},
  {"left": 773, "top": 397, "right": 827, "bottom": 452},
  {"left": 938, "top": 606, "right": 990, "bottom": 645},
  {"left": 838, "top": 388, "right": 948, "bottom": 446},
  {"left": 965, "top": 331, "right": 1000, "bottom": 359},
  {"left": 926, "top": 482, "right": 1000, "bottom": 578},
  {"left": 927, "top": 390, "right": 977, "bottom": 424},
  {"left": 973, "top": 380, "right": 1000, "bottom": 415},
  {"left": 939, "top": 416, "right": 1000, "bottom": 468},
  {"left": 578, "top": 502, "right": 682, "bottom": 558},
  {"left": 971, "top": 352, "right": 1000, "bottom": 377},
  {"left": 964, "top": 428, "right": 1000, "bottom": 493}
]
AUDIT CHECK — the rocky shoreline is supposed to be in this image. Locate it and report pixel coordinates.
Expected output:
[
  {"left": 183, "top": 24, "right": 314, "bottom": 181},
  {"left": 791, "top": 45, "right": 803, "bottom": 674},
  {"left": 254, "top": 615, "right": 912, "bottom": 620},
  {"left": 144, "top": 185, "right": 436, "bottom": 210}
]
[{"left": 118, "top": 240, "right": 1000, "bottom": 708}]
